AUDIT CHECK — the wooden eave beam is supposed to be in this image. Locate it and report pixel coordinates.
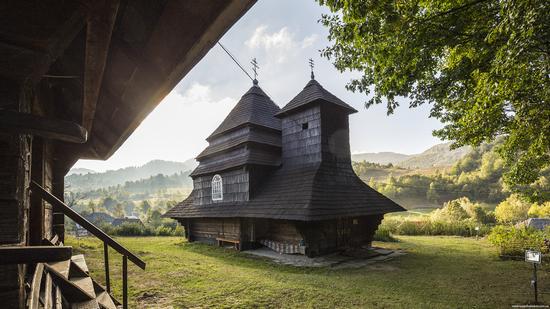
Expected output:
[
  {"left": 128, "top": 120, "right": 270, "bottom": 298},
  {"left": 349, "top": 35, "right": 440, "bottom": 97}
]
[
  {"left": 0, "top": 109, "right": 87, "bottom": 143},
  {"left": 82, "top": 0, "right": 120, "bottom": 132},
  {"left": 0, "top": 246, "right": 72, "bottom": 265},
  {"left": 96, "top": 0, "right": 257, "bottom": 160}
]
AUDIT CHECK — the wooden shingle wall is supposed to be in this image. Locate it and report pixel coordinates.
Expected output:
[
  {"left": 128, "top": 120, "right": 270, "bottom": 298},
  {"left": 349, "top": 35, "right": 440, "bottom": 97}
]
[
  {"left": 281, "top": 105, "right": 322, "bottom": 166},
  {"left": 193, "top": 168, "right": 249, "bottom": 205},
  {"left": 321, "top": 105, "right": 352, "bottom": 168}
]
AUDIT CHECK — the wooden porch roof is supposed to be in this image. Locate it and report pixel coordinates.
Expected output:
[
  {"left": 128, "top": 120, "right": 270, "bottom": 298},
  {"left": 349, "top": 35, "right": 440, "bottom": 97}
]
[{"left": 0, "top": 0, "right": 256, "bottom": 173}]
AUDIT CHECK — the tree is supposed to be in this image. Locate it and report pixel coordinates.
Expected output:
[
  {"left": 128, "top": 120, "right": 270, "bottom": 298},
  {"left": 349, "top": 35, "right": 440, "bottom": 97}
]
[
  {"left": 101, "top": 197, "right": 117, "bottom": 212},
  {"left": 434, "top": 198, "right": 470, "bottom": 222},
  {"left": 87, "top": 201, "right": 97, "bottom": 213},
  {"left": 528, "top": 201, "right": 550, "bottom": 218},
  {"left": 113, "top": 203, "right": 125, "bottom": 218},
  {"left": 138, "top": 200, "right": 152, "bottom": 215},
  {"left": 494, "top": 194, "right": 531, "bottom": 224},
  {"left": 318, "top": 0, "right": 550, "bottom": 194}
]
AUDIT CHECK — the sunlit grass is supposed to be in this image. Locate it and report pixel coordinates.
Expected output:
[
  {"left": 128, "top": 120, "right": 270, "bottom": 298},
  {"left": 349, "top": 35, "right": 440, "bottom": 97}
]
[{"left": 66, "top": 236, "right": 548, "bottom": 308}]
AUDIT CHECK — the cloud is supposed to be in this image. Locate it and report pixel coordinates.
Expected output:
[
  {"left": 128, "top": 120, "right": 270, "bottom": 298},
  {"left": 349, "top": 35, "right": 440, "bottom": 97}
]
[
  {"left": 301, "top": 34, "right": 318, "bottom": 48},
  {"left": 245, "top": 26, "right": 319, "bottom": 63}
]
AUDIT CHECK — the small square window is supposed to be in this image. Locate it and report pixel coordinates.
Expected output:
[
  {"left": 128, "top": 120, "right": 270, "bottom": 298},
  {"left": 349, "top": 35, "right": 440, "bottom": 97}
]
[{"left": 302, "top": 122, "right": 309, "bottom": 130}]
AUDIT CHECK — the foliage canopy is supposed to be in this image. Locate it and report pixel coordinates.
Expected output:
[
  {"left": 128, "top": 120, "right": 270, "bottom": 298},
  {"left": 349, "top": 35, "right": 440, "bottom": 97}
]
[{"left": 318, "top": 0, "right": 549, "bottom": 190}]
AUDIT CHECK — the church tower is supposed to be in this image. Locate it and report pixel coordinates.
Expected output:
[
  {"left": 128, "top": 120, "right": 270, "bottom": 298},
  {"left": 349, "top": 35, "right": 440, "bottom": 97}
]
[
  {"left": 275, "top": 76, "right": 357, "bottom": 169},
  {"left": 189, "top": 80, "right": 281, "bottom": 205}
]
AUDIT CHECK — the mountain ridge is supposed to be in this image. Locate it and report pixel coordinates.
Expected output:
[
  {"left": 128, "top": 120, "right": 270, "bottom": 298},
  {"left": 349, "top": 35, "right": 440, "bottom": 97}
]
[
  {"left": 67, "top": 142, "right": 468, "bottom": 191},
  {"left": 351, "top": 142, "right": 470, "bottom": 169},
  {"left": 66, "top": 159, "right": 198, "bottom": 191}
]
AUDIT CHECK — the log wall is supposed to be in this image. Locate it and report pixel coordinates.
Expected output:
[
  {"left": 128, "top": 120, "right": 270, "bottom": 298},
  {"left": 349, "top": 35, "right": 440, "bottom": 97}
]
[
  {"left": 298, "top": 215, "right": 383, "bottom": 257},
  {"left": 0, "top": 80, "right": 32, "bottom": 308},
  {"left": 188, "top": 218, "right": 241, "bottom": 243}
]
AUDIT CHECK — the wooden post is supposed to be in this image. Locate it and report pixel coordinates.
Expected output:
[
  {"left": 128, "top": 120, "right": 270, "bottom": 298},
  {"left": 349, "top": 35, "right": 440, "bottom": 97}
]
[
  {"left": 122, "top": 255, "right": 128, "bottom": 309},
  {"left": 103, "top": 242, "right": 110, "bottom": 293}
]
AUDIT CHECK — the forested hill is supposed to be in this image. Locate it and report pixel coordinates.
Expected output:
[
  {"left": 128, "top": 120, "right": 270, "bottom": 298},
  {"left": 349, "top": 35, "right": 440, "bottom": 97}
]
[
  {"left": 397, "top": 143, "right": 471, "bottom": 169},
  {"left": 351, "top": 142, "right": 470, "bottom": 168},
  {"left": 351, "top": 152, "right": 411, "bottom": 165},
  {"left": 355, "top": 141, "right": 549, "bottom": 209},
  {"left": 66, "top": 159, "right": 197, "bottom": 191}
]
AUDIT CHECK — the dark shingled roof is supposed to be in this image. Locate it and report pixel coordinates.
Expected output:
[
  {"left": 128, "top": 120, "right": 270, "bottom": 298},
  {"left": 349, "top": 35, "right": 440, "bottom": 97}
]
[
  {"left": 276, "top": 79, "right": 358, "bottom": 117},
  {"left": 197, "top": 130, "right": 281, "bottom": 160},
  {"left": 167, "top": 162, "right": 405, "bottom": 221},
  {"left": 190, "top": 148, "right": 281, "bottom": 177},
  {"left": 208, "top": 85, "right": 281, "bottom": 140}
]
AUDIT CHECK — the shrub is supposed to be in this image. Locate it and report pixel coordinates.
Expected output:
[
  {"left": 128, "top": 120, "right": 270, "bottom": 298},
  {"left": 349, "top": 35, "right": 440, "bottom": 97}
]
[
  {"left": 373, "top": 225, "right": 397, "bottom": 242},
  {"left": 379, "top": 216, "right": 490, "bottom": 237},
  {"left": 115, "top": 223, "right": 146, "bottom": 236},
  {"left": 173, "top": 225, "right": 185, "bottom": 236},
  {"left": 528, "top": 201, "right": 550, "bottom": 218},
  {"left": 155, "top": 226, "right": 174, "bottom": 236},
  {"left": 495, "top": 194, "right": 531, "bottom": 224},
  {"left": 488, "top": 225, "right": 547, "bottom": 257}
]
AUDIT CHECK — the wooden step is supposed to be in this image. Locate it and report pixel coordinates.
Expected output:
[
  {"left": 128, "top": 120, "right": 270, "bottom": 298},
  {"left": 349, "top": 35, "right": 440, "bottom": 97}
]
[
  {"left": 71, "top": 254, "right": 89, "bottom": 274},
  {"left": 46, "top": 260, "right": 71, "bottom": 279},
  {"left": 45, "top": 260, "right": 95, "bottom": 302},
  {"left": 70, "top": 260, "right": 90, "bottom": 279},
  {"left": 71, "top": 299, "right": 99, "bottom": 309},
  {"left": 92, "top": 280, "right": 120, "bottom": 308},
  {"left": 95, "top": 291, "right": 117, "bottom": 309},
  {"left": 70, "top": 276, "right": 96, "bottom": 300}
]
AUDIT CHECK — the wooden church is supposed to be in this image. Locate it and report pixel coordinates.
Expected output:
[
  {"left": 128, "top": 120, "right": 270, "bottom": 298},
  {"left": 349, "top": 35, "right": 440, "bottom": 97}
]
[{"left": 166, "top": 71, "right": 405, "bottom": 257}]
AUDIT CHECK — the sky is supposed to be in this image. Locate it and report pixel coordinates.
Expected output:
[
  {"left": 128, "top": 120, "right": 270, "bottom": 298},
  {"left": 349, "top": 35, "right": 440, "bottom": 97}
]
[{"left": 74, "top": 0, "right": 443, "bottom": 172}]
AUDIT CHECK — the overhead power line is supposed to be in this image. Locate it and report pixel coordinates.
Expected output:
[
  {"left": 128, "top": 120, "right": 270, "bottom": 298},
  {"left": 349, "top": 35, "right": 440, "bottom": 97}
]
[{"left": 217, "top": 42, "right": 254, "bottom": 82}]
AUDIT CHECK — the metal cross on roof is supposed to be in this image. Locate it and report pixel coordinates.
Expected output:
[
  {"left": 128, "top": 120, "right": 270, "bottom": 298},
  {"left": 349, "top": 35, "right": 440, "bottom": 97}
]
[
  {"left": 309, "top": 58, "right": 315, "bottom": 80},
  {"left": 251, "top": 58, "right": 259, "bottom": 84}
]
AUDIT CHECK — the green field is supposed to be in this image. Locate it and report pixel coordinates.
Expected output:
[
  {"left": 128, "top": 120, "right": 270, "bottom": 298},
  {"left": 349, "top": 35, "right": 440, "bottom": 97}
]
[{"left": 66, "top": 236, "right": 549, "bottom": 308}]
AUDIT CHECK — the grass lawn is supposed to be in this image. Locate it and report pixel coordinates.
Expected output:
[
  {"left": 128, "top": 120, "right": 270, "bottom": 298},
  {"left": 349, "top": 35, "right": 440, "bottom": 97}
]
[{"left": 66, "top": 236, "right": 549, "bottom": 308}]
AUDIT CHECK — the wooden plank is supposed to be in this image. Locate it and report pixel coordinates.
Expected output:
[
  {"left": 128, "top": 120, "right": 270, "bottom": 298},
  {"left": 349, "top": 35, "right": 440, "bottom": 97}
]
[
  {"left": 82, "top": 0, "right": 120, "bottom": 131},
  {"left": 27, "top": 263, "right": 44, "bottom": 309},
  {"left": 31, "top": 181, "right": 146, "bottom": 269},
  {"left": 44, "top": 272, "right": 53, "bottom": 309},
  {"left": 54, "top": 286, "right": 63, "bottom": 309},
  {"left": 0, "top": 246, "right": 72, "bottom": 264},
  {"left": 0, "top": 110, "right": 87, "bottom": 143}
]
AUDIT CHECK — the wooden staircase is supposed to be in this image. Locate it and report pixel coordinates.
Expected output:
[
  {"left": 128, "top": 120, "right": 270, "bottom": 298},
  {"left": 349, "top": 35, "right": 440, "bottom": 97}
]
[
  {"left": 16, "top": 182, "right": 147, "bottom": 309},
  {"left": 26, "top": 235, "right": 119, "bottom": 309}
]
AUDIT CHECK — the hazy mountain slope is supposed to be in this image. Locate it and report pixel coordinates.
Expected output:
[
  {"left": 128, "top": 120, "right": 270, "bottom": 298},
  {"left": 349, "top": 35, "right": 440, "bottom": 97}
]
[
  {"left": 67, "top": 168, "right": 96, "bottom": 175},
  {"left": 397, "top": 143, "right": 471, "bottom": 169},
  {"left": 351, "top": 152, "right": 411, "bottom": 164},
  {"left": 66, "top": 159, "right": 197, "bottom": 191}
]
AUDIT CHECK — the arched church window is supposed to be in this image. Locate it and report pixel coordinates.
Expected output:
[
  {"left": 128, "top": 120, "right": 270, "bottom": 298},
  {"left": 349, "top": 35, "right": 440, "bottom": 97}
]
[{"left": 211, "top": 174, "right": 223, "bottom": 201}]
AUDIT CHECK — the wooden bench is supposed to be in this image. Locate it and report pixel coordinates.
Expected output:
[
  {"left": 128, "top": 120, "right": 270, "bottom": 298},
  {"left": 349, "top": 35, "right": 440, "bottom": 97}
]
[{"left": 216, "top": 238, "right": 240, "bottom": 250}]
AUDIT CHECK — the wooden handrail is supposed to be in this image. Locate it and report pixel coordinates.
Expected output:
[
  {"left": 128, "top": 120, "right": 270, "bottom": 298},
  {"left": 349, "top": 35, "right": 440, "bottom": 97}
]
[
  {"left": 30, "top": 181, "right": 146, "bottom": 269},
  {"left": 0, "top": 246, "right": 72, "bottom": 265}
]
